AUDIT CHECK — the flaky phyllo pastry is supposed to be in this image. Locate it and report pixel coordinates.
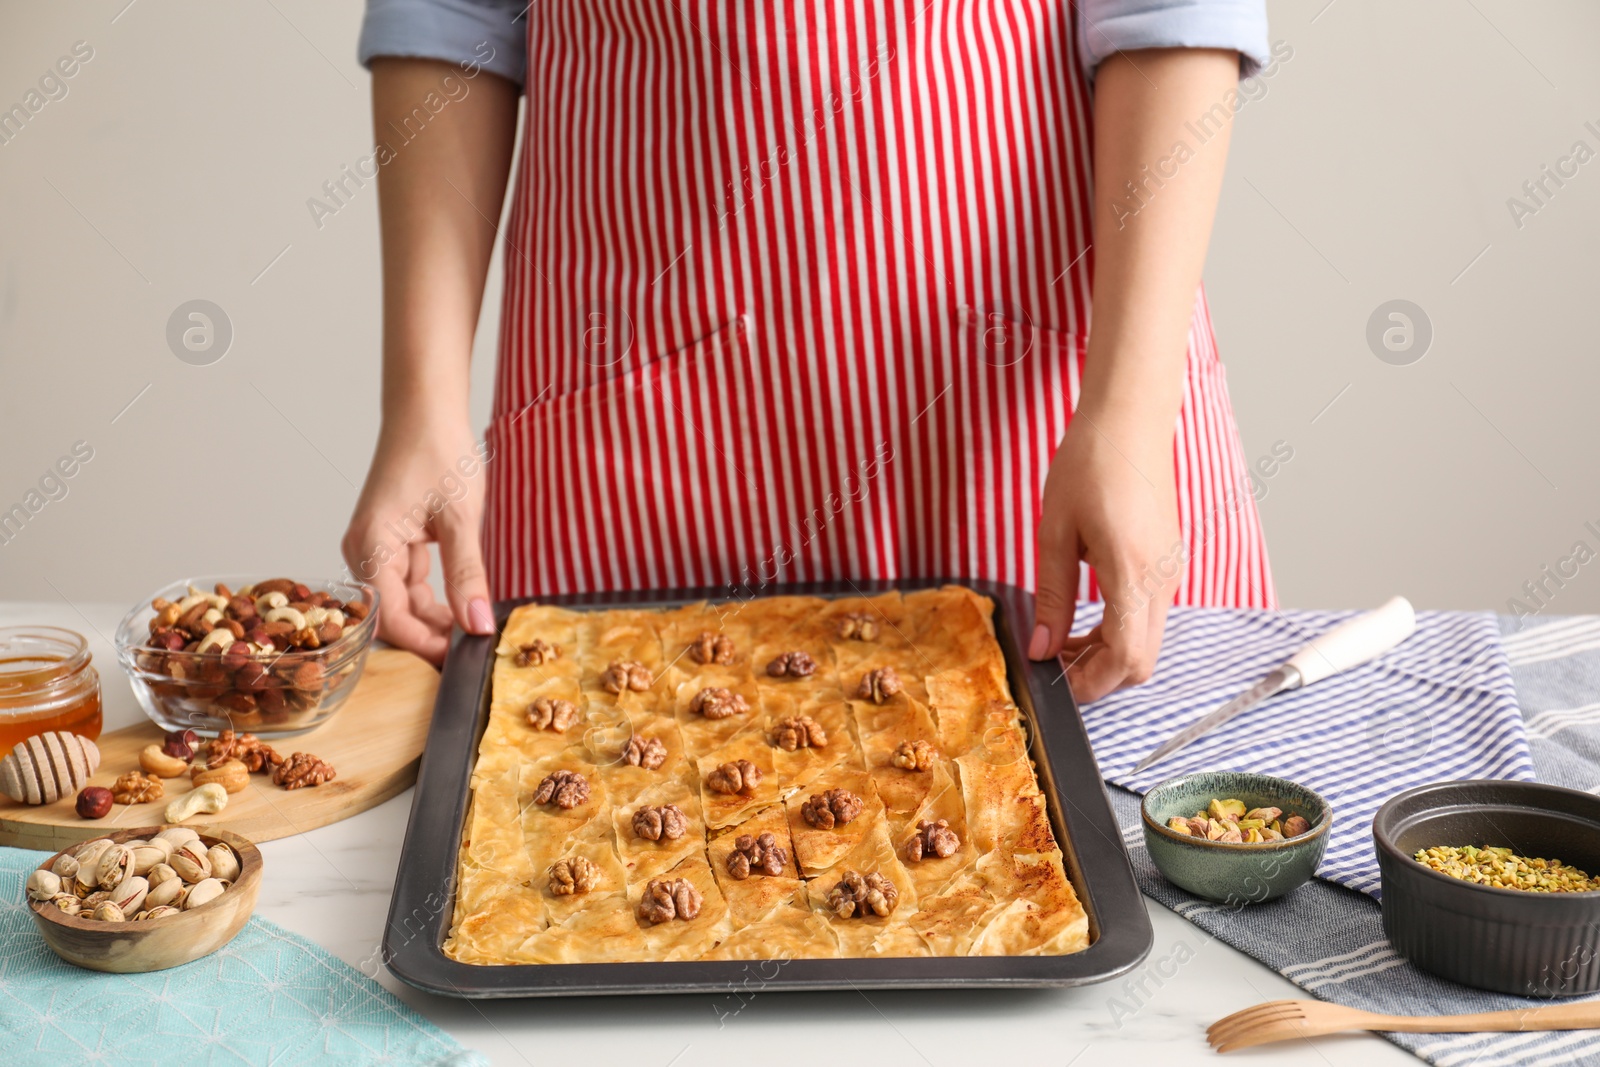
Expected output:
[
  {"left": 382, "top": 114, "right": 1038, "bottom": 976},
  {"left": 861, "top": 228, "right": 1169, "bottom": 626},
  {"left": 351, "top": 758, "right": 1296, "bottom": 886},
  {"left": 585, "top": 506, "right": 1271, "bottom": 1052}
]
[{"left": 444, "top": 587, "right": 1088, "bottom": 964}]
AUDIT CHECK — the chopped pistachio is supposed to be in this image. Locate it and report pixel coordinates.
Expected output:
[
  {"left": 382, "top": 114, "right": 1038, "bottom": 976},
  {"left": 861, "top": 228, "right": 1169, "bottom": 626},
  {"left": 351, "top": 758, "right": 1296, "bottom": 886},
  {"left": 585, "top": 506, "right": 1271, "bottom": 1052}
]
[{"left": 1413, "top": 845, "right": 1600, "bottom": 893}]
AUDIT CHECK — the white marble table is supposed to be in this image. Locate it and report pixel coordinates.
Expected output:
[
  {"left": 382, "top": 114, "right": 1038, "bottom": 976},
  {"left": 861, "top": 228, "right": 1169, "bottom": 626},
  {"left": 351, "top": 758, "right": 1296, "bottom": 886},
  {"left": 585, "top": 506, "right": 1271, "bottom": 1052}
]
[{"left": 14, "top": 601, "right": 1417, "bottom": 1066}]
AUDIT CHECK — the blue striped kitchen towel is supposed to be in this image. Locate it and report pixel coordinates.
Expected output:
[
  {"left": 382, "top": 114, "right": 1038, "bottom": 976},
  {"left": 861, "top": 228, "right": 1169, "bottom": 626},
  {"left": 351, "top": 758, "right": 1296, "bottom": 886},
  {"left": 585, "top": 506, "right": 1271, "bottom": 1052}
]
[
  {"left": 1074, "top": 603, "right": 1534, "bottom": 896},
  {"left": 1102, "top": 613, "right": 1600, "bottom": 1067}
]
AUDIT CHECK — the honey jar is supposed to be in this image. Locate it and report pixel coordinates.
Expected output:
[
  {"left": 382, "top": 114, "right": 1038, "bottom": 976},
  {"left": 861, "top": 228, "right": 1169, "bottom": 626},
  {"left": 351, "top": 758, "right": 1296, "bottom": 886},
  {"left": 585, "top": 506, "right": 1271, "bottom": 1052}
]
[{"left": 0, "top": 627, "right": 102, "bottom": 751}]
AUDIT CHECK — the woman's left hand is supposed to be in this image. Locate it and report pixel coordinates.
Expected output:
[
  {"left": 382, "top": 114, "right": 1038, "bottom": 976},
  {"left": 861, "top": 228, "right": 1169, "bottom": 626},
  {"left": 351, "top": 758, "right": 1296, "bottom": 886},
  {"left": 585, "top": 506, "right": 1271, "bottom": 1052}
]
[{"left": 1029, "top": 412, "right": 1181, "bottom": 703}]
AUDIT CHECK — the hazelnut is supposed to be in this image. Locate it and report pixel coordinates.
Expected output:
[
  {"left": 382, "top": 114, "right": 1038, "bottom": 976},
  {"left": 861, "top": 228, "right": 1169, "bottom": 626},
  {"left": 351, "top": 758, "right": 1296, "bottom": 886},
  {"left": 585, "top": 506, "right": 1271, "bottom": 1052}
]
[
  {"left": 233, "top": 661, "right": 270, "bottom": 692},
  {"left": 75, "top": 786, "right": 113, "bottom": 820},
  {"left": 163, "top": 729, "right": 200, "bottom": 761},
  {"left": 289, "top": 661, "right": 324, "bottom": 692}
]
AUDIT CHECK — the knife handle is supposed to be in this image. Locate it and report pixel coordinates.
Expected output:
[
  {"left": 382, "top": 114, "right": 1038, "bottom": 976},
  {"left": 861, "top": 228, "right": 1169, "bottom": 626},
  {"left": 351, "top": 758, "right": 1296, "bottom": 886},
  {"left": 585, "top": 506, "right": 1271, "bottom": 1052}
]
[{"left": 1285, "top": 596, "right": 1416, "bottom": 687}]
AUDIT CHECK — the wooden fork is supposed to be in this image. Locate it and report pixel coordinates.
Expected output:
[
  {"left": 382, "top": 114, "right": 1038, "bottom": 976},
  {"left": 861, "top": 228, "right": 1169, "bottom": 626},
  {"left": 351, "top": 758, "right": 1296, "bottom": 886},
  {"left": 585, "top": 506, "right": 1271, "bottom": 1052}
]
[{"left": 1208, "top": 998, "right": 1600, "bottom": 1052}]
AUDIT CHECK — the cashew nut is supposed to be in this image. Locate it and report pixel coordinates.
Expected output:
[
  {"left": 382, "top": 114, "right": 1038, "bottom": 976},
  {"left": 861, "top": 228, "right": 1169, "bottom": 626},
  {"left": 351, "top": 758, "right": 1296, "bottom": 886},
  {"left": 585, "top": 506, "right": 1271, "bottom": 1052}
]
[
  {"left": 302, "top": 606, "right": 329, "bottom": 628},
  {"left": 255, "top": 591, "right": 288, "bottom": 614},
  {"left": 176, "top": 593, "right": 210, "bottom": 614},
  {"left": 201, "top": 607, "right": 223, "bottom": 627},
  {"left": 194, "top": 629, "right": 235, "bottom": 654},
  {"left": 164, "top": 783, "right": 228, "bottom": 823},
  {"left": 265, "top": 606, "right": 307, "bottom": 630},
  {"left": 325, "top": 609, "right": 346, "bottom": 627},
  {"left": 207, "top": 594, "right": 229, "bottom": 611},
  {"left": 139, "top": 743, "right": 190, "bottom": 778}
]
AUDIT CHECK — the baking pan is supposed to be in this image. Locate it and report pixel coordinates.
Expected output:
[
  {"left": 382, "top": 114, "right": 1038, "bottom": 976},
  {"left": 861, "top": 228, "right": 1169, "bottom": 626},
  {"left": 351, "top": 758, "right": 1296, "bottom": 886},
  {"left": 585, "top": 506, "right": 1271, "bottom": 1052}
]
[{"left": 383, "top": 578, "right": 1153, "bottom": 997}]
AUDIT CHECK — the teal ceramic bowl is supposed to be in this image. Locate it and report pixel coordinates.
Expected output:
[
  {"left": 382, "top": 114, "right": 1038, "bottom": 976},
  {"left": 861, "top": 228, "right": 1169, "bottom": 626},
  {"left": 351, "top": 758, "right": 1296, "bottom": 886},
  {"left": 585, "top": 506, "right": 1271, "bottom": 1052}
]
[{"left": 1141, "top": 771, "right": 1332, "bottom": 904}]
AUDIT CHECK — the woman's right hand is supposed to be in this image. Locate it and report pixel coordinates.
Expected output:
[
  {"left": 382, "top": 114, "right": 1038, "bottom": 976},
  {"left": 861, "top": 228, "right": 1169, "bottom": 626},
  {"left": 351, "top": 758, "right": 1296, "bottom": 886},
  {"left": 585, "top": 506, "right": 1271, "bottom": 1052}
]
[
  {"left": 345, "top": 60, "right": 518, "bottom": 664},
  {"left": 341, "top": 419, "right": 495, "bottom": 665}
]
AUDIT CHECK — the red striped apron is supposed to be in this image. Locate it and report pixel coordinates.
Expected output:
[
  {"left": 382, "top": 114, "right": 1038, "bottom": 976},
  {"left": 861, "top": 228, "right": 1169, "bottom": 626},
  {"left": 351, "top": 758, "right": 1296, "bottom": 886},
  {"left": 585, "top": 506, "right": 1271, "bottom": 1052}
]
[{"left": 484, "top": 1, "right": 1275, "bottom": 609}]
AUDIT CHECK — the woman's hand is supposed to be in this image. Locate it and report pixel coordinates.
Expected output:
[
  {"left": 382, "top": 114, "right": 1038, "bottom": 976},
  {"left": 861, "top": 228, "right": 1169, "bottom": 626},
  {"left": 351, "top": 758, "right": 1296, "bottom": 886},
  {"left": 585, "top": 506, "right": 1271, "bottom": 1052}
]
[
  {"left": 1030, "top": 47, "right": 1241, "bottom": 701},
  {"left": 1031, "top": 412, "right": 1180, "bottom": 703},
  {"left": 344, "top": 59, "right": 519, "bottom": 664},
  {"left": 341, "top": 419, "right": 494, "bottom": 665}
]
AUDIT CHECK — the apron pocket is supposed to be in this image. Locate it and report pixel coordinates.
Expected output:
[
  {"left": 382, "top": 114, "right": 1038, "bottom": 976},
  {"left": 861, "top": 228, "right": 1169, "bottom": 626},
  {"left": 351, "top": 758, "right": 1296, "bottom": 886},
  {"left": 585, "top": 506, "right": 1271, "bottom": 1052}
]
[{"left": 484, "top": 315, "right": 754, "bottom": 596}]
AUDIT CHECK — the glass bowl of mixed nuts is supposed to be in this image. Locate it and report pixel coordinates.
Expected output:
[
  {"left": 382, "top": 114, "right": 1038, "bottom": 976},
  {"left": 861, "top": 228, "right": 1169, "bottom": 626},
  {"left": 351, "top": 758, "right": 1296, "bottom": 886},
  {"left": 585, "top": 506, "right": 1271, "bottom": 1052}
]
[{"left": 115, "top": 576, "right": 378, "bottom": 739}]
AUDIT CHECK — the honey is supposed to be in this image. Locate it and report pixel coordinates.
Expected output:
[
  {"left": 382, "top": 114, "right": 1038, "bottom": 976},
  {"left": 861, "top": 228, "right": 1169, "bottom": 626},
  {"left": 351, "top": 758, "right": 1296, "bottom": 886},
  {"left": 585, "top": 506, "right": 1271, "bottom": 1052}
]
[{"left": 0, "top": 628, "right": 102, "bottom": 752}]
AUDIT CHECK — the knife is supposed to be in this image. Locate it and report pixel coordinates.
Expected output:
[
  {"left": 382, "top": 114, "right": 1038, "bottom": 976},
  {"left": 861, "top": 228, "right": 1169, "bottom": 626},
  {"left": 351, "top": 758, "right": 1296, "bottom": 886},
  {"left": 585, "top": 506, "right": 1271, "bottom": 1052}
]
[{"left": 1131, "top": 596, "right": 1417, "bottom": 775}]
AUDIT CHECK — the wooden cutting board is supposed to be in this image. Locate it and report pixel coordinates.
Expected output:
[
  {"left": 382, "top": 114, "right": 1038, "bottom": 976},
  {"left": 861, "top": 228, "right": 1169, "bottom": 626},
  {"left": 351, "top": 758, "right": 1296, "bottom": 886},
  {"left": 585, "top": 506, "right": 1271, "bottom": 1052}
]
[{"left": 0, "top": 649, "right": 439, "bottom": 852}]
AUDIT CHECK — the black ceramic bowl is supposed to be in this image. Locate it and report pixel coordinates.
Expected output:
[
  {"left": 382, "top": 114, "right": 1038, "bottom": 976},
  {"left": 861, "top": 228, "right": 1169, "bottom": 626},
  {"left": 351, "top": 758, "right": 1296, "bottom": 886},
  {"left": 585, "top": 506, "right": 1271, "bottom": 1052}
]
[{"left": 1374, "top": 780, "right": 1600, "bottom": 997}]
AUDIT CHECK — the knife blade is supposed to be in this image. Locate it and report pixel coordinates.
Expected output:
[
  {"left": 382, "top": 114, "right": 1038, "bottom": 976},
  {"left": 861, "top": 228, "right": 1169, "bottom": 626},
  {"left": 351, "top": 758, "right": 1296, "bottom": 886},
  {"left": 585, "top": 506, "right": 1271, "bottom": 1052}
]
[
  {"left": 1129, "top": 595, "right": 1418, "bottom": 776},
  {"left": 1131, "top": 666, "right": 1299, "bottom": 774}
]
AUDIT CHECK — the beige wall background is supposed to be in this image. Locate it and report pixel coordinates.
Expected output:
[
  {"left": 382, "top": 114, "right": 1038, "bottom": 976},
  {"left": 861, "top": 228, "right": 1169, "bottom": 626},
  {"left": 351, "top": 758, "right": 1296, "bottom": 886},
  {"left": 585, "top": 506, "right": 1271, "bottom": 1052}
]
[{"left": 2, "top": 1, "right": 1597, "bottom": 620}]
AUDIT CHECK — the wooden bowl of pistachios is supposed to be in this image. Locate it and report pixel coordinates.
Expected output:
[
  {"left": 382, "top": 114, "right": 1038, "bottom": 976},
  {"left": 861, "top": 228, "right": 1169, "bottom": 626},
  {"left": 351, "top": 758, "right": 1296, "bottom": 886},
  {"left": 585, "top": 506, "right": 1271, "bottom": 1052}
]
[{"left": 25, "top": 824, "right": 262, "bottom": 972}]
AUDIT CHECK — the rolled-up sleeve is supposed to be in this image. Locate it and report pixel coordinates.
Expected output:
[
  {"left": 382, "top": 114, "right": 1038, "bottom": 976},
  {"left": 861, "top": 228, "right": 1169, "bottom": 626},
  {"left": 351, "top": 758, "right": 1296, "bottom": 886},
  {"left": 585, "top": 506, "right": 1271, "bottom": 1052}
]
[
  {"left": 358, "top": 0, "right": 528, "bottom": 88},
  {"left": 1077, "top": 0, "right": 1271, "bottom": 78}
]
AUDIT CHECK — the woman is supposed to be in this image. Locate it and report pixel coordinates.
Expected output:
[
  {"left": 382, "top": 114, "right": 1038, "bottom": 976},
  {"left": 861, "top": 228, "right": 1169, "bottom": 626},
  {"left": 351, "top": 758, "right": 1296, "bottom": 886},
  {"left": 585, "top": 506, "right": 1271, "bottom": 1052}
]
[{"left": 343, "top": 0, "right": 1275, "bottom": 702}]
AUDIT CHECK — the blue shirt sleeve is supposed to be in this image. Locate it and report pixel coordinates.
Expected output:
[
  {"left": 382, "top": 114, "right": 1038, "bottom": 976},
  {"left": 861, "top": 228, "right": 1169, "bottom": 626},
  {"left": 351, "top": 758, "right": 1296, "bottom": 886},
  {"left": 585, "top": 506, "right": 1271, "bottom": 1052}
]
[
  {"left": 1077, "top": 0, "right": 1271, "bottom": 78},
  {"left": 358, "top": 0, "right": 527, "bottom": 88}
]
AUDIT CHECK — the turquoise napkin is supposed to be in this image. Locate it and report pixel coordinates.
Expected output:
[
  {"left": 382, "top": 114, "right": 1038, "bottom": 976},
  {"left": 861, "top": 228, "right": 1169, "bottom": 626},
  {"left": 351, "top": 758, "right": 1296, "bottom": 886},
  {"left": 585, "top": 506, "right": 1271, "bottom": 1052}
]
[{"left": 0, "top": 847, "right": 486, "bottom": 1067}]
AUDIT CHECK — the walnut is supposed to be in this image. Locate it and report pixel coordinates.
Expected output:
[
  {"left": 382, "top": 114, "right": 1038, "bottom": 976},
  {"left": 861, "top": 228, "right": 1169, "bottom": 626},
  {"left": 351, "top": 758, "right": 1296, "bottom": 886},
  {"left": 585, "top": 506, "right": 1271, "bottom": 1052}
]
[
  {"left": 726, "top": 832, "right": 788, "bottom": 880},
  {"left": 638, "top": 876, "right": 702, "bottom": 924},
  {"left": 765, "top": 650, "right": 817, "bottom": 678},
  {"left": 601, "top": 660, "right": 654, "bottom": 693},
  {"left": 272, "top": 752, "right": 337, "bottom": 790},
  {"left": 857, "top": 667, "right": 902, "bottom": 704},
  {"left": 800, "top": 788, "right": 864, "bottom": 829},
  {"left": 622, "top": 735, "right": 668, "bottom": 770},
  {"left": 906, "top": 819, "right": 961, "bottom": 861},
  {"left": 111, "top": 771, "right": 163, "bottom": 805},
  {"left": 705, "top": 759, "right": 762, "bottom": 797},
  {"left": 528, "top": 697, "right": 580, "bottom": 732},
  {"left": 770, "top": 715, "right": 828, "bottom": 751},
  {"left": 689, "top": 631, "right": 736, "bottom": 665},
  {"left": 690, "top": 687, "right": 748, "bottom": 720},
  {"left": 514, "top": 639, "right": 560, "bottom": 667},
  {"left": 533, "top": 769, "right": 590, "bottom": 809},
  {"left": 891, "top": 739, "right": 937, "bottom": 771},
  {"left": 826, "top": 869, "right": 898, "bottom": 918},
  {"left": 837, "top": 612, "right": 880, "bottom": 641},
  {"left": 208, "top": 729, "right": 282, "bottom": 773},
  {"left": 548, "top": 856, "right": 601, "bottom": 895},
  {"left": 632, "top": 803, "right": 689, "bottom": 841}
]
